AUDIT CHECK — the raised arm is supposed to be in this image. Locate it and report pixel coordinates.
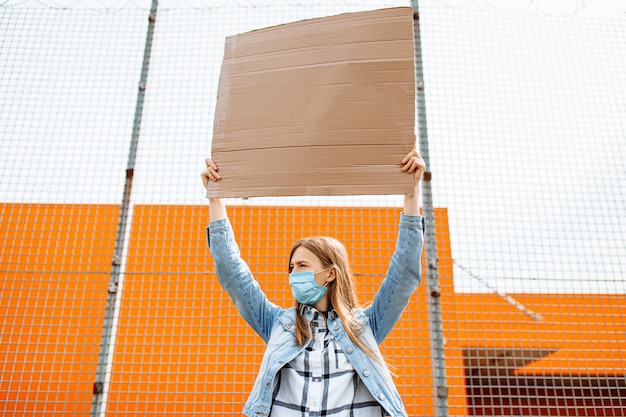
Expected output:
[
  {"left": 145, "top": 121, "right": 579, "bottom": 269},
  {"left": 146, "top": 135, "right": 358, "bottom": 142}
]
[
  {"left": 365, "top": 148, "right": 426, "bottom": 343},
  {"left": 201, "top": 158, "right": 282, "bottom": 342}
]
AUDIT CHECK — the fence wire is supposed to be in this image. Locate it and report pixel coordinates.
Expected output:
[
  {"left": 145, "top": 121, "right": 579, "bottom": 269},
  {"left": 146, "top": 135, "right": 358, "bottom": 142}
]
[{"left": 1, "top": 1, "right": 624, "bottom": 416}]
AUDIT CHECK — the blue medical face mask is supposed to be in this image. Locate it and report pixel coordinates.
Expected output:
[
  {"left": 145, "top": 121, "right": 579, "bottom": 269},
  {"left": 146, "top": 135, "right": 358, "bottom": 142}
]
[{"left": 289, "top": 267, "right": 331, "bottom": 306}]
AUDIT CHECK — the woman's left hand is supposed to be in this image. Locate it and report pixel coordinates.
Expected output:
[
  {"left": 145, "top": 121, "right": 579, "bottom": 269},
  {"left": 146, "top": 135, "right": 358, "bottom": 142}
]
[{"left": 401, "top": 148, "right": 426, "bottom": 185}]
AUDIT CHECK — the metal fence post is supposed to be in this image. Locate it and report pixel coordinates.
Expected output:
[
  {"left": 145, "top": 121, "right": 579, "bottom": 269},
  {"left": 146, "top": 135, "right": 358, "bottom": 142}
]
[
  {"left": 410, "top": 2, "right": 449, "bottom": 416},
  {"left": 89, "top": 1, "right": 159, "bottom": 415}
]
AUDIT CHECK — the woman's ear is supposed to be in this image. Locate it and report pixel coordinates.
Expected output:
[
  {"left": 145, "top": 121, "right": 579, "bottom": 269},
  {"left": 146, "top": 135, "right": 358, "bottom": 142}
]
[{"left": 326, "top": 266, "right": 337, "bottom": 283}]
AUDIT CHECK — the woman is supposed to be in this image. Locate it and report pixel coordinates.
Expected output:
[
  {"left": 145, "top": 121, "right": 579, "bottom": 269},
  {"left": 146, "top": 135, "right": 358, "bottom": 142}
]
[{"left": 201, "top": 149, "right": 426, "bottom": 417}]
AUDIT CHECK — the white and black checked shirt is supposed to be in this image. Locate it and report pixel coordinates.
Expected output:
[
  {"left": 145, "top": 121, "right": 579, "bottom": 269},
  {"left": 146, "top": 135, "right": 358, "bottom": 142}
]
[{"left": 269, "top": 311, "right": 384, "bottom": 417}]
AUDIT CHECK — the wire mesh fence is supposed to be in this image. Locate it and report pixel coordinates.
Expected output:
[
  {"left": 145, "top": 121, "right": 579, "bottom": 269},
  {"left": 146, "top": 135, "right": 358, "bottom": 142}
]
[{"left": 1, "top": 0, "right": 624, "bottom": 416}]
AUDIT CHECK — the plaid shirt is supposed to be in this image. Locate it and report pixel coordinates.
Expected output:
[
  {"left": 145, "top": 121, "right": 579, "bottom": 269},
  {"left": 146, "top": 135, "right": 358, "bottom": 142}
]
[{"left": 269, "top": 310, "right": 384, "bottom": 417}]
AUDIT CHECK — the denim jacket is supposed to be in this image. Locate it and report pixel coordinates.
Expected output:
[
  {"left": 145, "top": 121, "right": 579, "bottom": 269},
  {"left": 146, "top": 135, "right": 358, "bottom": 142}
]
[{"left": 206, "top": 213, "right": 424, "bottom": 417}]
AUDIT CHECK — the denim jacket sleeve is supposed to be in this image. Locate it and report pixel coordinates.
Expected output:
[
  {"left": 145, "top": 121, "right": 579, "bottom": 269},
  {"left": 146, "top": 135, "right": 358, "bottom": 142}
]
[
  {"left": 365, "top": 213, "right": 425, "bottom": 344},
  {"left": 206, "top": 218, "right": 283, "bottom": 343}
]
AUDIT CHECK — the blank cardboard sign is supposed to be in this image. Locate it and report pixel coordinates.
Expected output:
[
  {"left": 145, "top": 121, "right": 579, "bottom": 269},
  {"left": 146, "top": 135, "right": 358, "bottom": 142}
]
[{"left": 207, "top": 7, "right": 416, "bottom": 198}]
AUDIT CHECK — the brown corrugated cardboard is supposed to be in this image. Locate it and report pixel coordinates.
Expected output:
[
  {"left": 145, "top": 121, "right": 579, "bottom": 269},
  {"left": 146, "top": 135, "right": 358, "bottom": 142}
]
[{"left": 207, "top": 7, "right": 416, "bottom": 198}]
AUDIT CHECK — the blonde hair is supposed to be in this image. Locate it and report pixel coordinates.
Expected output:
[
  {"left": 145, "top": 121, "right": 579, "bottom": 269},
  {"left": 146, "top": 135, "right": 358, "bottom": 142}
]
[{"left": 288, "top": 236, "right": 381, "bottom": 363}]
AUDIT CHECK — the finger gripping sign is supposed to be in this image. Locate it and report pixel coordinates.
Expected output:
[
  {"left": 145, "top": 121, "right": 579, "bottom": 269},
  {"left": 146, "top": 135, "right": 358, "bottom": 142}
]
[{"left": 208, "top": 7, "right": 416, "bottom": 198}]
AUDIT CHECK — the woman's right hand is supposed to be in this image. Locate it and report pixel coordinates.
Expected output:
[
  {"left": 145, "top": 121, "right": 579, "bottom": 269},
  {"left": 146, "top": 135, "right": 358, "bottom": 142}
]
[
  {"left": 201, "top": 158, "right": 227, "bottom": 221},
  {"left": 201, "top": 158, "right": 221, "bottom": 190}
]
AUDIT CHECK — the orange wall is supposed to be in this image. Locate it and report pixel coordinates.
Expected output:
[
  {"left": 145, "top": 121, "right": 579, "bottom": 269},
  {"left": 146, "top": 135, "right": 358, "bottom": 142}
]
[
  {"left": 107, "top": 204, "right": 443, "bottom": 416},
  {"left": 2, "top": 202, "right": 624, "bottom": 416},
  {"left": 1, "top": 203, "right": 119, "bottom": 415},
  {"left": 1, "top": 203, "right": 445, "bottom": 416},
  {"left": 442, "top": 290, "right": 626, "bottom": 416}
]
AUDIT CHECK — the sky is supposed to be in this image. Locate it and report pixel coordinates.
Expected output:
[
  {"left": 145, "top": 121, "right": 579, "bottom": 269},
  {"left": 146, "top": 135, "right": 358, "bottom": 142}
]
[{"left": 1, "top": 0, "right": 624, "bottom": 294}]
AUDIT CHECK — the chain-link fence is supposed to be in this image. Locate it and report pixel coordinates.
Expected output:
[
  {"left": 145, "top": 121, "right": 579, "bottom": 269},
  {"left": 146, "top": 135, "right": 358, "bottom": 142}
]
[{"left": 1, "top": 0, "right": 625, "bottom": 416}]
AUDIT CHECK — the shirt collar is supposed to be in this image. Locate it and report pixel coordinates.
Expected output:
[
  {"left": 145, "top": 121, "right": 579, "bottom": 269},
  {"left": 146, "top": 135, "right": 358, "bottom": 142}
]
[{"left": 299, "top": 305, "right": 336, "bottom": 326}]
